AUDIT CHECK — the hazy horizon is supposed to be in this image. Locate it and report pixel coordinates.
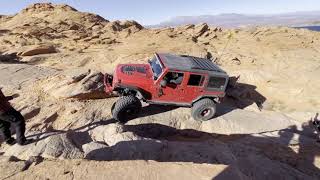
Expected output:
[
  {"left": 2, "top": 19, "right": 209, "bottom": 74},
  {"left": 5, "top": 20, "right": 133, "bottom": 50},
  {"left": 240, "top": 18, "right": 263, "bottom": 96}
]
[{"left": 0, "top": 0, "right": 320, "bottom": 25}]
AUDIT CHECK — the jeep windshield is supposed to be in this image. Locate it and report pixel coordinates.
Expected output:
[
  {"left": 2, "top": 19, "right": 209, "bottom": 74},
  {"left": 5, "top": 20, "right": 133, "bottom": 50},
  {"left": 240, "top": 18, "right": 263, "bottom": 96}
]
[{"left": 149, "top": 56, "right": 163, "bottom": 80}]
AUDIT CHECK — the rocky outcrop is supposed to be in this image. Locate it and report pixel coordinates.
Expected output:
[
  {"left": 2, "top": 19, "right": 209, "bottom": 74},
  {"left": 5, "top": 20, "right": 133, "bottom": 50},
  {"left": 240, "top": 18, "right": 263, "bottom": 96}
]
[
  {"left": 119, "top": 20, "right": 144, "bottom": 30},
  {"left": 3, "top": 132, "right": 84, "bottom": 160},
  {"left": 21, "top": 3, "right": 77, "bottom": 13},
  {"left": 89, "top": 123, "right": 144, "bottom": 146},
  {"left": 43, "top": 69, "right": 108, "bottom": 100},
  {"left": 193, "top": 23, "right": 209, "bottom": 38},
  {"left": 19, "top": 45, "right": 57, "bottom": 56}
]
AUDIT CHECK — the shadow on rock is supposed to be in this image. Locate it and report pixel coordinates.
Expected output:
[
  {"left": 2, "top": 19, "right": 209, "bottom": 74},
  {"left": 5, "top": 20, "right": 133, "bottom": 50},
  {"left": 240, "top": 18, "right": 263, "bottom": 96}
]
[
  {"left": 138, "top": 104, "right": 178, "bottom": 119},
  {"left": 0, "top": 53, "right": 23, "bottom": 64},
  {"left": 226, "top": 81, "right": 266, "bottom": 109},
  {"left": 111, "top": 103, "right": 178, "bottom": 123},
  {"left": 27, "top": 118, "right": 117, "bottom": 142},
  {"left": 138, "top": 83, "right": 266, "bottom": 120},
  {"left": 86, "top": 123, "right": 320, "bottom": 179}
]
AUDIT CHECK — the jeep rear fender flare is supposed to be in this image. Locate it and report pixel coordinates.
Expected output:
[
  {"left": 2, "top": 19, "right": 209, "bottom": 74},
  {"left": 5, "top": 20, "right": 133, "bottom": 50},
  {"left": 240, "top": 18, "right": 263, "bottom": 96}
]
[{"left": 192, "top": 96, "right": 219, "bottom": 105}]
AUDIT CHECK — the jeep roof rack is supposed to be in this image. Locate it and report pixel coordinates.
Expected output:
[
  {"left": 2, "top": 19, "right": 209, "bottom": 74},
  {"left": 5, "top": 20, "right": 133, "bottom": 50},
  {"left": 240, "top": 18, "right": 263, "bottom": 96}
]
[{"left": 157, "top": 53, "right": 226, "bottom": 74}]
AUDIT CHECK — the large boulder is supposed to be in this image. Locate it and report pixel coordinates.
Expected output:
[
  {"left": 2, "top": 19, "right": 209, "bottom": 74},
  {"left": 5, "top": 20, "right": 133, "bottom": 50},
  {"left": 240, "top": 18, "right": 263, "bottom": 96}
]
[
  {"left": 89, "top": 123, "right": 143, "bottom": 146},
  {"left": 43, "top": 69, "right": 108, "bottom": 100}
]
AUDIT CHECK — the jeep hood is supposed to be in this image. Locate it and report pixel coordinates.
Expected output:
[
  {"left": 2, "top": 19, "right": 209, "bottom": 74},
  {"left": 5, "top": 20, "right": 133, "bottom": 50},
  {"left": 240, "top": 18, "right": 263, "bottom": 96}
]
[{"left": 113, "top": 64, "right": 154, "bottom": 87}]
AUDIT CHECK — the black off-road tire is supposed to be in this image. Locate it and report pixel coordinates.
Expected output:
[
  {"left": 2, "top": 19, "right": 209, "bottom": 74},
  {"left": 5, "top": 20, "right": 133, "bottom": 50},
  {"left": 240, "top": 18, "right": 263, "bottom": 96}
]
[
  {"left": 112, "top": 95, "right": 142, "bottom": 123},
  {"left": 191, "top": 98, "right": 216, "bottom": 121}
]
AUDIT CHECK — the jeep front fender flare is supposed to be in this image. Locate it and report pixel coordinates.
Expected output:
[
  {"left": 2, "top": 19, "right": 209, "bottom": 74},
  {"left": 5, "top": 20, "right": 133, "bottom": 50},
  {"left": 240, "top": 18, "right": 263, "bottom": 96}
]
[{"left": 114, "top": 84, "right": 151, "bottom": 100}]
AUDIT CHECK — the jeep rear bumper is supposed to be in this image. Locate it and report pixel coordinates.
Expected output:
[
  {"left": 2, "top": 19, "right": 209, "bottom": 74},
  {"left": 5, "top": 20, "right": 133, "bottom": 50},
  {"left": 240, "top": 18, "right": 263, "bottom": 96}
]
[{"left": 104, "top": 73, "right": 114, "bottom": 95}]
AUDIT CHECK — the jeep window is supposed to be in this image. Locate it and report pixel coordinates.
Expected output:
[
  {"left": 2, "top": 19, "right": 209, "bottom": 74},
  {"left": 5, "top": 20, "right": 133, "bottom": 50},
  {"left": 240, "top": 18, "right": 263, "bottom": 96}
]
[
  {"left": 187, "top": 74, "right": 204, "bottom": 86},
  {"left": 164, "top": 72, "right": 184, "bottom": 85},
  {"left": 149, "top": 56, "right": 163, "bottom": 80},
  {"left": 208, "top": 76, "right": 226, "bottom": 89}
]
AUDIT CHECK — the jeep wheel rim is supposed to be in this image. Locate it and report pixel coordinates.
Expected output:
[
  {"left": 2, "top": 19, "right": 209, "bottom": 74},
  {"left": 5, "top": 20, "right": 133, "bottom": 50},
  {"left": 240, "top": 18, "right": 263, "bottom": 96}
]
[
  {"left": 201, "top": 109, "right": 211, "bottom": 117},
  {"left": 125, "top": 108, "right": 134, "bottom": 115}
]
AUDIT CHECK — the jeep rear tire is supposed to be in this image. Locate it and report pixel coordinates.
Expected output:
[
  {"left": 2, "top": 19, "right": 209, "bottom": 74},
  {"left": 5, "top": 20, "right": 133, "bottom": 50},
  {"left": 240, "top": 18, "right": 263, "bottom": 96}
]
[
  {"left": 191, "top": 98, "right": 216, "bottom": 121},
  {"left": 112, "top": 95, "right": 142, "bottom": 123}
]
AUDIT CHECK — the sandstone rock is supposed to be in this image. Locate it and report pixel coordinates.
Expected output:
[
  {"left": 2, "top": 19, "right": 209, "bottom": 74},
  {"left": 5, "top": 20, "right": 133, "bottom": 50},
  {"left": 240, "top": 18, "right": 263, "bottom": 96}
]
[
  {"left": 89, "top": 125, "right": 112, "bottom": 143},
  {"left": 194, "top": 23, "right": 209, "bottom": 38},
  {"left": 91, "top": 25, "right": 102, "bottom": 31},
  {"left": 44, "top": 70, "right": 108, "bottom": 100},
  {"left": 105, "top": 132, "right": 144, "bottom": 146},
  {"left": 22, "top": 3, "right": 56, "bottom": 13},
  {"left": 243, "top": 102, "right": 261, "bottom": 112},
  {"left": 200, "top": 109, "right": 296, "bottom": 134},
  {"left": 70, "top": 71, "right": 106, "bottom": 99},
  {"left": 231, "top": 57, "right": 241, "bottom": 65},
  {"left": 119, "top": 20, "right": 144, "bottom": 30},
  {"left": 21, "top": 156, "right": 44, "bottom": 171},
  {"left": 20, "top": 56, "right": 47, "bottom": 63},
  {"left": 20, "top": 105, "right": 41, "bottom": 120},
  {"left": 191, "top": 36, "right": 197, "bottom": 43},
  {"left": 82, "top": 142, "right": 109, "bottom": 160},
  {"left": 0, "top": 159, "right": 27, "bottom": 179},
  {"left": 20, "top": 45, "right": 57, "bottom": 56},
  {"left": 106, "top": 21, "right": 122, "bottom": 31},
  {"left": 89, "top": 123, "right": 143, "bottom": 146},
  {"left": 103, "top": 39, "right": 117, "bottom": 44},
  {"left": 21, "top": 3, "right": 79, "bottom": 16},
  {"left": 0, "top": 64, "right": 58, "bottom": 90},
  {"left": 69, "top": 69, "right": 91, "bottom": 83},
  {"left": 69, "top": 24, "right": 80, "bottom": 30},
  {"left": 183, "top": 24, "right": 195, "bottom": 30},
  {"left": 0, "top": 159, "right": 245, "bottom": 180},
  {"left": 3, "top": 132, "right": 84, "bottom": 160},
  {"left": 82, "top": 142, "right": 108, "bottom": 155}
]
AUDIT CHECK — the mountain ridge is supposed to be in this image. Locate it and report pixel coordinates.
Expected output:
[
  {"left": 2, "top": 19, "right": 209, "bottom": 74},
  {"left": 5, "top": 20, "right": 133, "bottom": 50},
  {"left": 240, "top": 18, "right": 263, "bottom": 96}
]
[{"left": 150, "top": 11, "right": 320, "bottom": 28}]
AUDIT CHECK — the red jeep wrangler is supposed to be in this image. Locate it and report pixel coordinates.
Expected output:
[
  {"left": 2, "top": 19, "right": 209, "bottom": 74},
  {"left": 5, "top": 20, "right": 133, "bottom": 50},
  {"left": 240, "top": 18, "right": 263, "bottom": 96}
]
[{"left": 104, "top": 53, "right": 229, "bottom": 123}]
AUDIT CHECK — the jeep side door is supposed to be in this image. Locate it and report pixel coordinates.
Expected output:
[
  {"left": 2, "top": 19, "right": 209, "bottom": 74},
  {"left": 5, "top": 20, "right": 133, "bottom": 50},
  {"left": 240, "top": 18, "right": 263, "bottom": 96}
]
[
  {"left": 180, "top": 73, "right": 206, "bottom": 103},
  {"left": 153, "top": 71, "right": 186, "bottom": 103}
]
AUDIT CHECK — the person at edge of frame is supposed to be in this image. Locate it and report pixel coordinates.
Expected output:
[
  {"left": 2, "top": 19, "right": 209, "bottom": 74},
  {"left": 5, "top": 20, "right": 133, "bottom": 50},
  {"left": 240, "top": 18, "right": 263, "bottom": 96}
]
[{"left": 0, "top": 87, "right": 32, "bottom": 146}]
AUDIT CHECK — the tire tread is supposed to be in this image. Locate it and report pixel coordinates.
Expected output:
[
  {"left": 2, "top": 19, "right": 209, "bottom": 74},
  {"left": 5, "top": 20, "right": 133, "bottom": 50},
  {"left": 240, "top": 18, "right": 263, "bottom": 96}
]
[{"left": 112, "top": 96, "right": 142, "bottom": 123}]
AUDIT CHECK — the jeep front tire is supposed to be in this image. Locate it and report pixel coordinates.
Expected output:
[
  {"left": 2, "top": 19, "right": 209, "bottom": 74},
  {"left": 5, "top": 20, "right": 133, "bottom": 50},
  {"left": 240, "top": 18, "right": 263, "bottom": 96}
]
[
  {"left": 191, "top": 98, "right": 216, "bottom": 121},
  {"left": 112, "top": 95, "right": 142, "bottom": 123}
]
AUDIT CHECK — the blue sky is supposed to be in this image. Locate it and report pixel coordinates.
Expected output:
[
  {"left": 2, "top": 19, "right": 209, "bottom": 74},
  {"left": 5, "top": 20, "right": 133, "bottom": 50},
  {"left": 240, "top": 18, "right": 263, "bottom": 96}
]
[{"left": 0, "top": 0, "right": 320, "bottom": 25}]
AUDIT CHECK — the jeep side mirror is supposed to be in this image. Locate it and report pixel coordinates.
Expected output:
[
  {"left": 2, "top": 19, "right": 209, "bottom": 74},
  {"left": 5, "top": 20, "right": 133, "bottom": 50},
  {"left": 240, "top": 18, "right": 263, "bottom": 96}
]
[{"left": 160, "top": 79, "right": 167, "bottom": 87}]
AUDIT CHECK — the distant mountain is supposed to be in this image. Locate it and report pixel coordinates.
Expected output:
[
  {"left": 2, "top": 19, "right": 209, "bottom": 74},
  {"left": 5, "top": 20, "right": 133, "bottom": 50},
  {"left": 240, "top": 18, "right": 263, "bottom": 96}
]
[{"left": 150, "top": 11, "right": 320, "bottom": 28}]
